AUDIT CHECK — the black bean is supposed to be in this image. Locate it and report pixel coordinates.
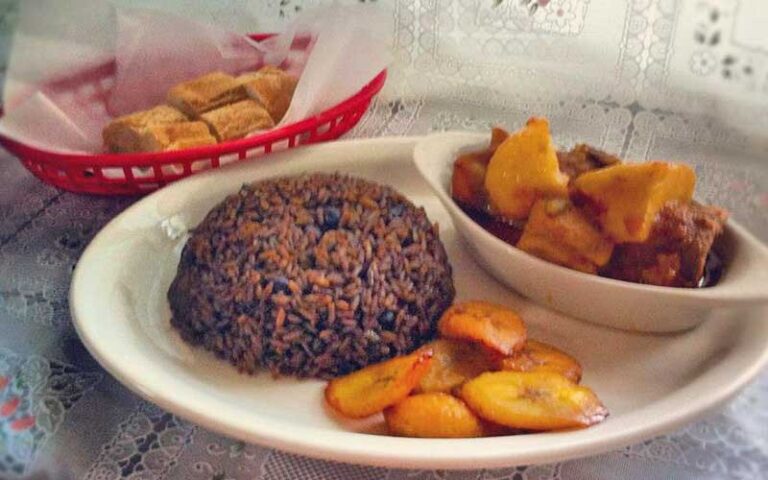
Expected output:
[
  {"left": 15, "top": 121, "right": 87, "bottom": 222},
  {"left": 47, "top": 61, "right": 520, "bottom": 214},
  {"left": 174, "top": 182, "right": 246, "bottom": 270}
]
[
  {"left": 272, "top": 276, "right": 291, "bottom": 294},
  {"left": 322, "top": 206, "right": 341, "bottom": 230},
  {"left": 379, "top": 310, "right": 396, "bottom": 330}
]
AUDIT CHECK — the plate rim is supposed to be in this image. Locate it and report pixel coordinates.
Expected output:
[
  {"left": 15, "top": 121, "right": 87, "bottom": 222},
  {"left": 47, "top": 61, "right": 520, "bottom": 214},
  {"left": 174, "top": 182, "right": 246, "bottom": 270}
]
[{"left": 70, "top": 136, "right": 768, "bottom": 470}]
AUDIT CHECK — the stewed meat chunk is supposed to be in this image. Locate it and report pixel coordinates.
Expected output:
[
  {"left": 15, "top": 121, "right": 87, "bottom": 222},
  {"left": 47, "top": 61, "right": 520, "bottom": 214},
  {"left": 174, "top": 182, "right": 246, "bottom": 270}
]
[{"left": 601, "top": 201, "right": 728, "bottom": 287}]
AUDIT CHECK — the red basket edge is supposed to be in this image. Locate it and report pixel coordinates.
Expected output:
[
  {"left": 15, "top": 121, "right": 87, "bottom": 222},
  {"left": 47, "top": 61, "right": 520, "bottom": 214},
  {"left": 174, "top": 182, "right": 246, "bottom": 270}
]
[
  {"left": 0, "top": 29, "right": 388, "bottom": 195},
  {"left": 0, "top": 69, "right": 387, "bottom": 168}
]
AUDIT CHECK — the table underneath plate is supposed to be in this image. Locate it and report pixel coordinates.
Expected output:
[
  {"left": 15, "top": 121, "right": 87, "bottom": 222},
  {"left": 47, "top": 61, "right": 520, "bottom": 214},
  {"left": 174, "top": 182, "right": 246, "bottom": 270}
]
[{"left": 2, "top": 0, "right": 768, "bottom": 478}]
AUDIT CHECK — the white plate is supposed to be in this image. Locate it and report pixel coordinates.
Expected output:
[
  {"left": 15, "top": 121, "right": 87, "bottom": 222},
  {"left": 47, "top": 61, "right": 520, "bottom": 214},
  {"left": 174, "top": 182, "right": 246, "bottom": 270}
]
[{"left": 71, "top": 137, "right": 768, "bottom": 470}]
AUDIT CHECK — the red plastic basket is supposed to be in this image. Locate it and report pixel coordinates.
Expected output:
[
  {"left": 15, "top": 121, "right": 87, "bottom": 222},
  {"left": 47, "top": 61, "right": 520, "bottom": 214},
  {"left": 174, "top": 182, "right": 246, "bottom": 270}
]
[{"left": 0, "top": 34, "right": 386, "bottom": 196}]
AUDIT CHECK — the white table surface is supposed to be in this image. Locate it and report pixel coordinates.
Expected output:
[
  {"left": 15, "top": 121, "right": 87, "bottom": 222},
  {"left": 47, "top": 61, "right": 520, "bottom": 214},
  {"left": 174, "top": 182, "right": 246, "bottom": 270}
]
[{"left": 0, "top": 1, "right": 766, "bottom": 479}]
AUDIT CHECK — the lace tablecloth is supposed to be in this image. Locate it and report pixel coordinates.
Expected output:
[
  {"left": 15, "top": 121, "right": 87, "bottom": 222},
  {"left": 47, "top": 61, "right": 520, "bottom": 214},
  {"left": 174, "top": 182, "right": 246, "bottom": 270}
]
[{"left": 1, "top": 1, "right": 767, "bottom": 479}]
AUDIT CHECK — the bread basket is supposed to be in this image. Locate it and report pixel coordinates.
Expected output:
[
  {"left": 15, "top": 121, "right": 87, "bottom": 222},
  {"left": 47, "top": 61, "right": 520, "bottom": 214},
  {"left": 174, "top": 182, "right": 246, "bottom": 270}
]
[{"left": 0, "top": 34, "right": 386, "bottom": 196}]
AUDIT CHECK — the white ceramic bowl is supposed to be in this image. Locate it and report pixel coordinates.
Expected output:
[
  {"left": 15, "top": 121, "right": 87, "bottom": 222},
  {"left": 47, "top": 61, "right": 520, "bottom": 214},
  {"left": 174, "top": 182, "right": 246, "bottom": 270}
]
[{"left": 414, "top": 131, "right": 768, "bottom": 333}]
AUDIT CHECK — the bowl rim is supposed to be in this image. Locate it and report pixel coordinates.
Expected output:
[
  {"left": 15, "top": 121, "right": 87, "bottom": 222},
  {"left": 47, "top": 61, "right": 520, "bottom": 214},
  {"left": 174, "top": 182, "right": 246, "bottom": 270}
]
[{"left": 413, "top": 130, "right": 768, "bottom": 306}]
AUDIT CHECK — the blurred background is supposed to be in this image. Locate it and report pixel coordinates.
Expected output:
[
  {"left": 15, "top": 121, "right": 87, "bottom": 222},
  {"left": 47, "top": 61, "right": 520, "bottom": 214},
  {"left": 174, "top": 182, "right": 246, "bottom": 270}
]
[{"left": 4, "top": 0, "right": 765, "bottom": 235}]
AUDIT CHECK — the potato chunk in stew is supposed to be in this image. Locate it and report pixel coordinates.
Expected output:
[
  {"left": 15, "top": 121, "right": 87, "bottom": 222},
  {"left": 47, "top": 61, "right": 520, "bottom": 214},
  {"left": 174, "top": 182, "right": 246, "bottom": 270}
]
[
  {"left": 571, "top": 162, "right": 695, "bottom": 243},
  {"left": 517, "top": 198, "right": 614, "bottom": 273},
  {"left": 485, "top": 118, "right": 569, "bottom": 220}
]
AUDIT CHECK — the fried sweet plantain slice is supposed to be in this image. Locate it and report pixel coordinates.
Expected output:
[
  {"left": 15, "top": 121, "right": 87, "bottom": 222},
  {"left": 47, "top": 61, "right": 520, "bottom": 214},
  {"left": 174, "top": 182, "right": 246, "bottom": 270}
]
[
  {"left": 438, "top": 301, "right": 527, "bottom": 356},
  {"left": 498, "top": 340, "right": 583, "bottom": 384},
  {"left": 325, "top": 349, "right": 433, "bottom": 418},
  {"left": 459, "top": 371, "right": 608, "bottom": 430},
  {"left": 384, "top": 392, "right": 485, "bottom": 438},
  {"left": 416, "top": 339, "right": 498, "bottom": 393}
]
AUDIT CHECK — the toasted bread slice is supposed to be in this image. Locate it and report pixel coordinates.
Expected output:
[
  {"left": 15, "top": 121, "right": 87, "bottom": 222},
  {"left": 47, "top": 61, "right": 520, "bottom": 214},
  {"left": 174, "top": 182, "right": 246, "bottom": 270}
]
[
  {"left": 200, "top": 99, "right": 274, "bottom": 141},
  {"left": 238, "top": 66, "right": 297, "bottom": 123},
  {"left": 138, "top": 121, "right": 217, "bottom": 152},
  {"left": 103, "top": 105, "right": 187, "bottom": 153},
  {"left": 167, "top": 72, "right": 246, "bottom": 117}
]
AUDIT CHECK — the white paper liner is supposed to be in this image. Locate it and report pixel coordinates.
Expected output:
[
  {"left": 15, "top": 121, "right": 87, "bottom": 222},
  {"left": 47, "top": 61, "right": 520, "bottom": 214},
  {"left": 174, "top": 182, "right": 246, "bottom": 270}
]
[{"left": 0, "top": 0, "right": 391, "bottom": 154}]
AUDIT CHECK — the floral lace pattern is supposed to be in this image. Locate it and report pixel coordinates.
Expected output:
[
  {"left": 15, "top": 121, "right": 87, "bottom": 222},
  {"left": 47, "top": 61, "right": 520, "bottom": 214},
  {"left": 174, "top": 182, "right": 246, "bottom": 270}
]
[
  {"left": 84, "top": 402, "right": 196, "bottom": 480},
  {"left": 169, "top": 429, "right": 271, "bottom": 480},
  {"left": 687, "top": 1, "right": 766, "bottom": 92},
  {"left": 261, "top": 451, "right": 388, "bottom": 480},
  {"left": 386, "top": 464, "right": 560, "bottom": 480},
  {"left": 0, "top": 1, "right": 766, "bottom": 479},
  {"left": 0, "top": 348, "right": 100, "bottom": 477},
  {"left": 0, "top": 188, "right": 132, "bottom": 327},
  {"left": 625, "top": 375, "right": 768, "bottom": 479}
]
